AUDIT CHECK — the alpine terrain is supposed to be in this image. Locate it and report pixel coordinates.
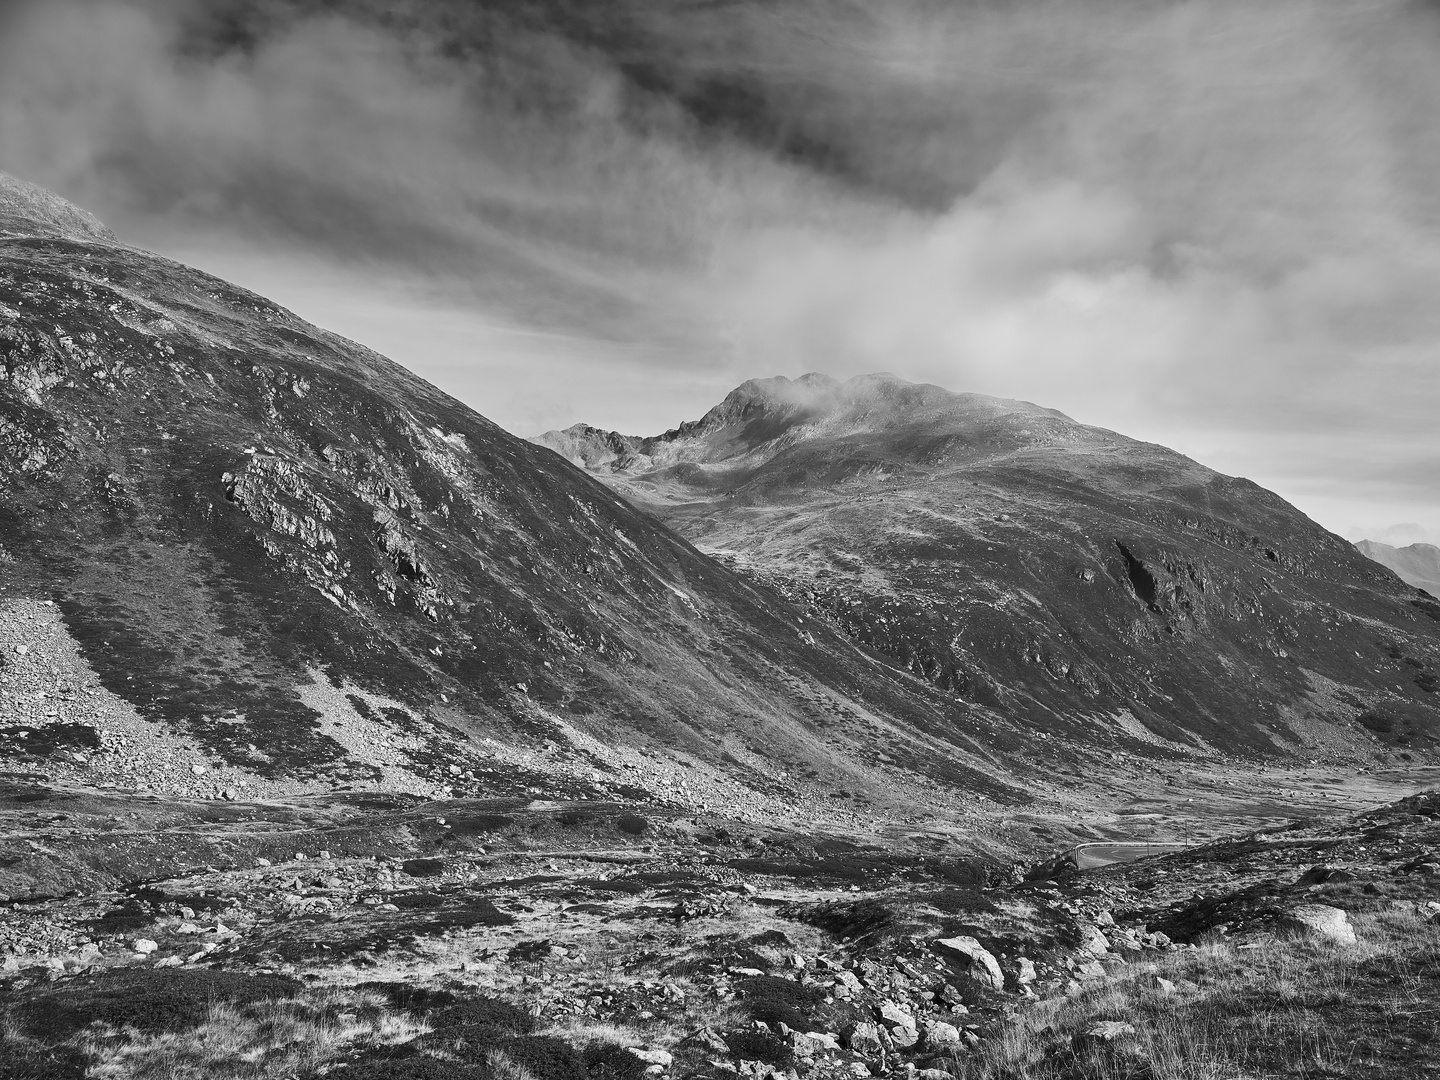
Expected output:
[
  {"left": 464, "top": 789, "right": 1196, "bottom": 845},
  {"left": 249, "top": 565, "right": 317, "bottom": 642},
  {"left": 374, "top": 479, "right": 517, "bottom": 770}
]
[
  {"left": 4, "top": 179, "right": 1440, "bottom": 1080},
  {"left": 537, "top": 373, "right": 1440, "bottom": 762}
]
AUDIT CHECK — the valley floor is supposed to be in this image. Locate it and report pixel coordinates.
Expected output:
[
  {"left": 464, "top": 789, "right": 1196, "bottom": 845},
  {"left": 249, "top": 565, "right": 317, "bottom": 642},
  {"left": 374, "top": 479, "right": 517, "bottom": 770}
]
[{"left": 1, "top": 776, "right": 1439, "bottom": 1079}]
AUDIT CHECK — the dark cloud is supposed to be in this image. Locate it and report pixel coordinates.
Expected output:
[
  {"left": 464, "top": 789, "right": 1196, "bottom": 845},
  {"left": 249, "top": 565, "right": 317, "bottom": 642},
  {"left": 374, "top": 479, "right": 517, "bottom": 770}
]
[{"left": 0, "top": 0, "right": 1437, "bottom": 537}]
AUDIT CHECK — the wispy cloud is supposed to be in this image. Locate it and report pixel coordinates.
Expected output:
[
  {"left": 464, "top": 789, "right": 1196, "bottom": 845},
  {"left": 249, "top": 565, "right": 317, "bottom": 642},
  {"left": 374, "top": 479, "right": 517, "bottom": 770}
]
[{"left": 0, "top": 0, "right": 1437, "bottom": 536}]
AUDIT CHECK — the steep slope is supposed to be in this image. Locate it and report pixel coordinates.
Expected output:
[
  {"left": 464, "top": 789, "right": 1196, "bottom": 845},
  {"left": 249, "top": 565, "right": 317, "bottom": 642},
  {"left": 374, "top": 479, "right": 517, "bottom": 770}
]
[
  {"left": 0, "top": 172, "right": 115, "bottom": 244},
  {"left": 0, "top": 186, "right": 1054, "bottom": 818},
  {"left": 536, "top": 373, "right": 1440, "bottom": 761},
  {"left": 1357, "top": 539, "right": 1440, "bottom": 595}
]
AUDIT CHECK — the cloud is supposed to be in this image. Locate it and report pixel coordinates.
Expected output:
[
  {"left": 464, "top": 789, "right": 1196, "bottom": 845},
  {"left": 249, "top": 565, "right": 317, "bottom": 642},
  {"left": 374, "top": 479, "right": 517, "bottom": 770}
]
[{"left": 0, "top": 0, "right": 1437, "bottom": 536}]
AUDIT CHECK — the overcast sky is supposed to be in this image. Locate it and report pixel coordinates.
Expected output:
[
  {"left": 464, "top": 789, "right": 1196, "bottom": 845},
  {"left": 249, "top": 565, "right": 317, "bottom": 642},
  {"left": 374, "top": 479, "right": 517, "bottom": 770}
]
[{"left": 1, "top": 0, "right": 1437, "bottom": 542}]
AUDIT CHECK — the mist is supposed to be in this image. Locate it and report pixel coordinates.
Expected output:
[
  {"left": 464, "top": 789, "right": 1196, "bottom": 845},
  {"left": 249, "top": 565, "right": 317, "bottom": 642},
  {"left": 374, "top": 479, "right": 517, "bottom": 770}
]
[{"left": 1, "top": 0, "right": 1437, "bottom": 539}]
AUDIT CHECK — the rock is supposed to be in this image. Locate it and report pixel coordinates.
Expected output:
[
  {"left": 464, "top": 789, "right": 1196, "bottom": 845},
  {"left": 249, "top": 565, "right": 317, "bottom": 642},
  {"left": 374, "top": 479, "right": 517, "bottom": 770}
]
[
  {"left": 802, "top": 1032, "right": 840, "bottom": 1051},
  {"left": 1075, "top": 960, "right": 1106, "bottom": 979},
  {"left": 889, "top": 1025, "right": 919, "bottom": 1049},
  {"left": 1278, "top": 904, "right": 1356, "bottom": 945},
  {"left": 1012, "top": 957, "right": 1037, "bottom": 986},
  {"left": 842, "top": 1021, "right": 885, "bottom": 1057},
  {"left": 176, "top": 922, "right": 201, "bottom": 935},
  {"left": 254, "top": 857, "right": 271, "bottom": 867},
  {"left": 632, "top": 1049, "right": 673, "bottom": 1068},
  {"left": 934, "top": 936, "right": 1004, "bottom": 991},
  {"left": 922, "top": 1020, "right": 962, "bottom": 1050},
  {"left": 917, "top": 1071, "right": 952, "bottom": 1080},
  {"left": 1076, "top": 924, "right": 1111, "bottom": 956},
  {"left": 1073, "top": 1020, "right": 1136, "bottom": 1053},
  {"left": 1155, "top": 977, "right": 1177, "bottom": 995},
  {"left": 13, "top": 644, "right": 27, "bottom": 656},
  {"left": 877, "top": 1000, "right": 914, "bottom": 1028},
  {"left": 133, "top": 938, "right": 158, "bottom": 955},
  {"left": 687, "top": 1029, "right": 731, "bottom": 1055},
  {"left": 1296, "top": 864, "right": 1353, "bottom": 886},
  {"left": 1110, "top": 930, "right": 1144, "bottom": 954},
  {"left": 1095, "top": 909, "right": 1115, "bottom": 927}
]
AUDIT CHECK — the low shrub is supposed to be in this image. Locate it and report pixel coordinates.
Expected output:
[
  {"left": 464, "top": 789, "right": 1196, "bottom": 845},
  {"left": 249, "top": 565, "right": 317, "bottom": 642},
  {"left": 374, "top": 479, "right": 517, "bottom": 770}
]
[
  {"left": 16, "top": 969, "right": 302, "bottom": 1042},
  {"left": 721, "top": 1030, "right": 793, "bottom": 1068},
  {"left": 616, "top": 813, "right": 648, "bottom": 836}
]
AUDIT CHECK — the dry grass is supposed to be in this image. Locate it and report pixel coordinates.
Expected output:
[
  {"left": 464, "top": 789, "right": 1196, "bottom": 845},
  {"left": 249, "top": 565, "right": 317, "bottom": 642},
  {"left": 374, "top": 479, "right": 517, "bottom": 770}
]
[{"left": 955, "top": 908, "right": 1440, "bottom": 1079}]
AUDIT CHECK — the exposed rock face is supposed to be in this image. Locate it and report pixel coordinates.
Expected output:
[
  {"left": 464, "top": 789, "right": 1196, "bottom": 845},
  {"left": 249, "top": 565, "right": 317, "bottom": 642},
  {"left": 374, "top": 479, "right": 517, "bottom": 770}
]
[{"left": 537, "top": 373, "right": 1440, "bottom": 762}]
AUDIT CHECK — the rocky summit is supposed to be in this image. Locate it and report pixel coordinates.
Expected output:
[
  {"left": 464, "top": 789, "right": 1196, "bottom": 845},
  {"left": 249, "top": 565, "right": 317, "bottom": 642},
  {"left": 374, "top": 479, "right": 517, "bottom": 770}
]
[{"left": 537, "top": 372, "right": 1440, "bottom": 764}]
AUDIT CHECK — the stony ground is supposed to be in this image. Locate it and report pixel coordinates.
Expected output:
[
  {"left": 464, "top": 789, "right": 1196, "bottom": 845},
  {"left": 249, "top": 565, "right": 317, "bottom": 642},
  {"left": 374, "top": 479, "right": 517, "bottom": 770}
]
[{"left": 2, "top": 775, "right": 1438, "bottom": 1079}]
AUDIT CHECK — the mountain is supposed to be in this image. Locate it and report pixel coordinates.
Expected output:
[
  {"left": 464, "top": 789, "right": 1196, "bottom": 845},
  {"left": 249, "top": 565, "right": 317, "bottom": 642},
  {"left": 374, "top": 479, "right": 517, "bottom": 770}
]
[
  {"left": 536, "top": 373, "right": 1440, "bottom": 758},
  {"left": 0, "top": 177, "right": 1049, "bottom": 822},
  {"left": 1356, "top": 539, "right": 1440, "bottom": 595}
]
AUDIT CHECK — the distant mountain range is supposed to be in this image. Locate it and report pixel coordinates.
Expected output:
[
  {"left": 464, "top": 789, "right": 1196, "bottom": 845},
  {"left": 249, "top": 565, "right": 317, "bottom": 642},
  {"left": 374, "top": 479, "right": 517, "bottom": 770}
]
[{"left": 1356, "top": 539, "right": 1440, "bottom": 595}]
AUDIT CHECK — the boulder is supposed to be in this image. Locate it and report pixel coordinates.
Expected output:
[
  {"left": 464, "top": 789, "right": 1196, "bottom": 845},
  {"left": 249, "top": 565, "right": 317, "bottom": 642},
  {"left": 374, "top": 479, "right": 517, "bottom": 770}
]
[
  {"left": 842, "top": 1021, "right": 885, "bottom": 1057},
  {"left": 922, "top": 1020, "right": 962, "bottom": 1050},
  {"left": 1278, "top": 904, "right": 1356, "bottom": 945},
  {"left": 877, "top": 1000, "right": 914, "bottom": 1028},
  {"left": 1076, "top": 924, "right": 1111, "bottom": 956},
  {"left": 890, "top": 1025, "right": 919, "bottom": 1049},
  {"left": 934, "top": 936, "right": 1004, "bottom": 991},
  {"left": 632, "top": 1049, "right": 673, "bottom": 1068}
]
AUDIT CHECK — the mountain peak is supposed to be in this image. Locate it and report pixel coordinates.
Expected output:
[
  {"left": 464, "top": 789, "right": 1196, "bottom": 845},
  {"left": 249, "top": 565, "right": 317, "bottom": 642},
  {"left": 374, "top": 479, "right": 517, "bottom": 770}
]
[
  {"left": 1355, "top": 538, "right": 1440, "bottom": 593},
  {"left": 0, "top": 172, "right": 117, "bottom": 243}
]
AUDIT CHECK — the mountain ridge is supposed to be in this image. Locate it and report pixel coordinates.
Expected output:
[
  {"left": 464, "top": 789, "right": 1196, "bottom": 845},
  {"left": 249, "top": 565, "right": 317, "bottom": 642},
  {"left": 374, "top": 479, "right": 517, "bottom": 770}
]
[
  {"left": 536, "top": 373, "right": 1440, "bottom": 762},
  {"left": 1356, "top": 538, "right": 1440, "bottom": 595}
]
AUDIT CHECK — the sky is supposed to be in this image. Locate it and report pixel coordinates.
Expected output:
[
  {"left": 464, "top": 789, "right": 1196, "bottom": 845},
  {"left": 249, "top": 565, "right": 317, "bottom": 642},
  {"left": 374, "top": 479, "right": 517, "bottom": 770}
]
[{"left": 0, "top": 0, "right": 1437, "bottom": 543}]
